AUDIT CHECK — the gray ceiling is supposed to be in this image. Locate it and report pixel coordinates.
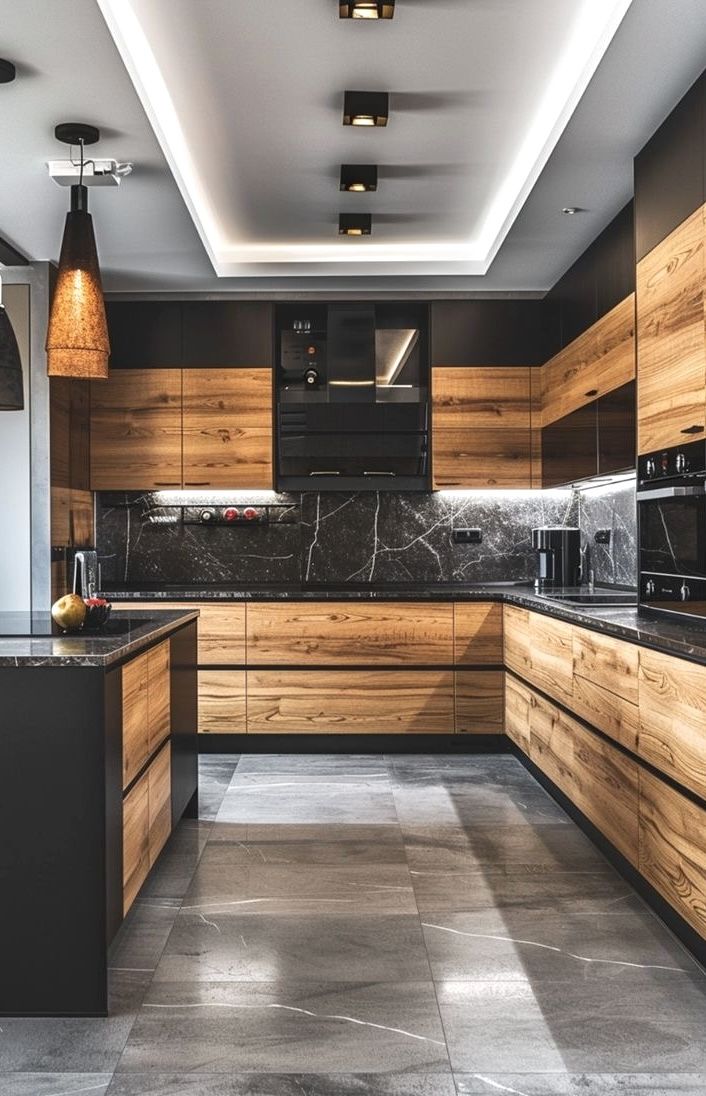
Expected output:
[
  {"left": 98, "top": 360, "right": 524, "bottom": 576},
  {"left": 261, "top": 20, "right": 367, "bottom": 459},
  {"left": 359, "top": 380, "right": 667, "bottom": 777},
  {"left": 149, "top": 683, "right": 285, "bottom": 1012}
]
[{"left": 1, "top": 0, "right": 706, "bottom": 296}]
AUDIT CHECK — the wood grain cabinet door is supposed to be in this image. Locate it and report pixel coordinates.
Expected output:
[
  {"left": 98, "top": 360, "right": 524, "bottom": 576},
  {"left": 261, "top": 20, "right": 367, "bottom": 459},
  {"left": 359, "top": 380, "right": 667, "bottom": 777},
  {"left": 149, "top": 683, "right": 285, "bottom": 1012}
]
[
  {"left": 504, "top": 673, "right": 533, "bottom": 753},
  {"left": 455, "top": 670, "right": 504, "bottom": 733},
  {"left": 149, "top": 602, "right": 246, "bottom": 665},
  {"left": 122, "top": 651, "right": 150, "bottom": 789},
  {"left": 431, "top": 367, "right": 532, "bottom": 488},
  {"left": 182, "top": 368, "right": 272, "bottom": 489},
  {"left": 90, "top": 369, "right": 183, "bottom": 490},
  {"left": 572, "top": 627, "right": 639, "bottom": 751},
  {"left": 638, "top": 648, "right": 706, "bottom": 800},
  {"left": 528, "top": 612, "right": 574, "bottom": 706},
  {"left": 198, "top": 670, "right": 247, "bottom": 733},
  {"left": 454, "top": 603, "right": 503, "bottom": 665},
  {"left": 503, "top": 605, "right": 531, "bottom": 679},
  {"left": 246, "top": 602, "right": 454, "bottom": 665},
  {"left": 637, "top": 205, "right": 706, "bottom": 453},
  {"left": 147, "top": 640, "right": 171, "bottom": 754},
  {"left": 122, "top": 771, "right": 150, "bottom": 916},
  {"left": 148, "top": 743, "right": 172, "bottom": 866}
]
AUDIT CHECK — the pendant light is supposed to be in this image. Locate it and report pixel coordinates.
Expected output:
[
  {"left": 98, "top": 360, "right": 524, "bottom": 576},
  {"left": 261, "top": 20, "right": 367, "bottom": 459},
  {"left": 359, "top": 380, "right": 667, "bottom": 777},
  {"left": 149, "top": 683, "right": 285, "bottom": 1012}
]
[
  {"left": 46, "top": 123, "right": 110, "bottom": 379},
  {"left": 0, "top": 274, "right": 24, "bottom": 411}
]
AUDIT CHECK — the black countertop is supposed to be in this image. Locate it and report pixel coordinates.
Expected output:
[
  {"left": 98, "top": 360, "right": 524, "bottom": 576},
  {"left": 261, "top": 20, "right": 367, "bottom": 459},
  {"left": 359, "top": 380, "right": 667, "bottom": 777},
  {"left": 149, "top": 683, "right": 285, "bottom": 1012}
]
[
  {"left": 0, "top": 609, "right": 199, "bottom": 668},
  {"left": 100, "top": 584, "right": 706, "bottom": 666}
]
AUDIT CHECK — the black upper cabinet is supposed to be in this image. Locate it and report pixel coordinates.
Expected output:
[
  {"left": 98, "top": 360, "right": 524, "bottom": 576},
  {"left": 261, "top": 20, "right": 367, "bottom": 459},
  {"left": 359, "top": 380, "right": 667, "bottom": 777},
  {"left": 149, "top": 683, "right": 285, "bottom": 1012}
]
[
  {"left": 597, "top": 381, "right": 636, "bottom": 476},
  {"left": 634, "top": 72, "right": 705, "bottom": 261},
  {"left": 431, "top": 300, "right": 554, "bottom": 366},
  {"left": 106, "top": 302, "right": 182, "bottom": 369},
  {"left": 542, "top": 403, "right": 597, "bottom": 489},
  {"left": 181, "top": 302, "right": 274, "bottom": 367}
]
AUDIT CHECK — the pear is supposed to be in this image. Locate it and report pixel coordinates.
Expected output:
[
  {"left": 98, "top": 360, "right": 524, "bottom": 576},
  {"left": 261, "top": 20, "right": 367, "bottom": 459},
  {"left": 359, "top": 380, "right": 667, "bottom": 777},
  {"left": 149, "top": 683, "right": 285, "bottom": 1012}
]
[{"left": 51, "top": 593, "right": 87, "bottom": 633}]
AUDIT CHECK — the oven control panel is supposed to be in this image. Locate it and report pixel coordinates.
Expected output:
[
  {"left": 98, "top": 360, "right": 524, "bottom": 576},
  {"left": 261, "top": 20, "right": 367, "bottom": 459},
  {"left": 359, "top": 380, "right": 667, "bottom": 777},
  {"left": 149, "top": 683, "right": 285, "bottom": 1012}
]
[
  {"left": 638, "top": 439, "right": 706, "bottom": 483},
  {"left": 640, "top": 572, "right": 706, "bottom": 619}
]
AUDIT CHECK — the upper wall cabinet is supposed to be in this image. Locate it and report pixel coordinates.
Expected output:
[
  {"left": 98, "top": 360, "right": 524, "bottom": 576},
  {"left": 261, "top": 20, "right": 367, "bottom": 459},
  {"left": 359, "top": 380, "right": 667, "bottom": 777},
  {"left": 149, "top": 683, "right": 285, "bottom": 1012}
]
[
  {"left": 636, "top": 204, "right": 706, "bottom": 454},
  {"left": 182, "top": 368, "right": 273, "bottom": 489},
  {"left": 105, "top": 303, "right": 183, "bottom": 369},
  {"left": 430, "top": 301, "right": 553, "bottom": 366},
  {"left": 432, "top": 366, "right": 535, "bottom": 488}
]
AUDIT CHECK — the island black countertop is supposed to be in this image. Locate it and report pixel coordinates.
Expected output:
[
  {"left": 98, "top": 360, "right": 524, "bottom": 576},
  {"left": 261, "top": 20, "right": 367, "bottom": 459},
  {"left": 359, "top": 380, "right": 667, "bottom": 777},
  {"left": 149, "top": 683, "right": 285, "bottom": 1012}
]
[
  {"left": 99, "top": 584, "right": 706, "bottom": 667},
  {"left": 0, "top": 608, "right": 199, "bottom": 668}
]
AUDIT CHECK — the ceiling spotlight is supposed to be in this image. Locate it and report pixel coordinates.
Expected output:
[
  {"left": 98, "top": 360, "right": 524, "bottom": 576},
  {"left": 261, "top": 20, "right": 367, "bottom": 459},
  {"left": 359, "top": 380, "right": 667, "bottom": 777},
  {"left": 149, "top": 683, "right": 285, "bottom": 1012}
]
[
  {"left": 562, "top": 206, "right": 580, "bottom": 215},
  {"left": 340, "top": 164, "right": 378, "bottom": 192},
  {"left": 339, "top": 213, "right": 372, "bottom": 236},
  {"left": 343, "top": 91, "right": 389, "bottom": 127},
  {"left": 0, "top": 58, "right": 16, "bottom": 83},
  {"left": 339, "top": 1, "right": 395, "bottom": 18}
]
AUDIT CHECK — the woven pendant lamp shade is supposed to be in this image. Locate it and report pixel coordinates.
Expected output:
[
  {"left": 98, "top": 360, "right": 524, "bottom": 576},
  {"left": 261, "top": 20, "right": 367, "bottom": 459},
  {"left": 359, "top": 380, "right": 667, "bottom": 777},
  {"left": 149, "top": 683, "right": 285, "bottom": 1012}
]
[
  {"left": 46, "top": 185, "right": 110, "bottom": 379},
  {"left": 0, "top": 293, "right": 24, "bottom": 411}
]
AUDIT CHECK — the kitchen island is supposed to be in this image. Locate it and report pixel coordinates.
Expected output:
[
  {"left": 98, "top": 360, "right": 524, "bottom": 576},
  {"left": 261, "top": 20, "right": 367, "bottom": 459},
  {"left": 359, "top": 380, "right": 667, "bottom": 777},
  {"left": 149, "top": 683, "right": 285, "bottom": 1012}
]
[{"left": 0, "top": 609, "right": 198, "bottom": 1016}]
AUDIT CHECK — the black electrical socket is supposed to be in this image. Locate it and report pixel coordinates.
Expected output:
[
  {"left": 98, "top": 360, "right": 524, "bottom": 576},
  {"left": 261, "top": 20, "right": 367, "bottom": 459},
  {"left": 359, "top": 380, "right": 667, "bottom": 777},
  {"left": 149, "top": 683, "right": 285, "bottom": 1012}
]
[
  {"left": 594, "top": 529, "right": 611, "bottom": 545},
  {"left": 453, "top": 528, "right": 483, "bottom": 544}
]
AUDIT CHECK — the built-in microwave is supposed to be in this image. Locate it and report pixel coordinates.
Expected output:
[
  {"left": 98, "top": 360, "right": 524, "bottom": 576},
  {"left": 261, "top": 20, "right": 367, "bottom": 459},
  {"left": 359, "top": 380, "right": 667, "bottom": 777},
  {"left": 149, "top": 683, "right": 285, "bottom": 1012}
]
[{"left": 638, "top": 439, "right": 706, "bottom": 620}]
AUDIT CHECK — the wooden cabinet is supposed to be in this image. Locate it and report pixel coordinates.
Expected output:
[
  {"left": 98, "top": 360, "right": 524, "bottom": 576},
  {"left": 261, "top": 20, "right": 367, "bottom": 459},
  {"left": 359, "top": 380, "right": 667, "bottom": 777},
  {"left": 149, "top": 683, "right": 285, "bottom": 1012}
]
[
  {"left": 246, "top": 670, "right": 455, "bottom": 734},
  {"left": 198, "top": 670, "right": 247, "bottom": 733},
  {"left": 638, "top": 647, "right": 706, "bottom": 800},
  {"left": 122, "top": 742, "right": 172, "bottom": 916},
  {"left": 147, "top": 641, "right": 171, "bottom": 754},
  {"left": 454, "top": 603, "right": 503, "bottom": 665},
  {"left": 90, "top": 369, "right": 183, "bottom": 490},
  {"left": 181, "top": 302, "right": 274, "bottom": 367},
  {"left": 157, "top": 602, "right": 246, "bottom": 665},
  {"left": 504, "top": 672, "right": 532, "bottom": 753},
  {"left": 182, "top": 367, "right": 272, "bottom": 489},
  {"left": 246, "top": 601, "right": 454, "bottom": 666},
  {"left": 530, "top": 692, "right": 639, "bottom": 865},
  {"left": 572, "top": 626, "right": 639, "bottom": 751},
  {"left": 122, "top": 642, "right": 171, "bottom": 789},
  {"left": 455, "top": 670, "right": 504, "bottom": 733},
  {"left": 431, "top": 367, "right": 533, "bottom": 488},
  {"left": 637, "top": 205, "right": 706, "bottom": 453},
  {"left": 503, "top": 605, "right": 531, "bottom": 679},
  {"left": 639, "top": 769, "right": 706, "bottom": 937},
  {"left": 527, "top": 613, "right": 574, "bottom": 707},
  {"left": 541, "top": 402, "right": 597, "bottom": 488}
]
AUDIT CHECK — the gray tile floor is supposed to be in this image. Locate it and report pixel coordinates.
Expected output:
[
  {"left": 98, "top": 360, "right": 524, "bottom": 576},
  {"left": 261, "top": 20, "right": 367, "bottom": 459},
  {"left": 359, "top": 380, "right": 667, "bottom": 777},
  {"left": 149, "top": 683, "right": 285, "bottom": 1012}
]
[{"left": 3, "top": 753, "right": 706, "bottom": 1096}]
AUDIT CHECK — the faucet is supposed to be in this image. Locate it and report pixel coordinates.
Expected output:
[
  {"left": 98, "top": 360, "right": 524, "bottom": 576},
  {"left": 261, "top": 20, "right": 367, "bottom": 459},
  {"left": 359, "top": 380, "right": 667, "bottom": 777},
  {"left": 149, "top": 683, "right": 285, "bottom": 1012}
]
[{"left": 73, "top": 550, "right": 99, "bottom": 600}]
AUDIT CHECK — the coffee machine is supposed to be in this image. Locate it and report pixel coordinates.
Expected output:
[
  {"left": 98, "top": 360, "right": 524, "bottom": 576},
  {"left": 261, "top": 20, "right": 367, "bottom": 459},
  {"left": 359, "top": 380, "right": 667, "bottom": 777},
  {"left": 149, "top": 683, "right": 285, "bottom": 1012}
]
[{"left": 532, "top": 527, "right": 581, "bottom": 590}]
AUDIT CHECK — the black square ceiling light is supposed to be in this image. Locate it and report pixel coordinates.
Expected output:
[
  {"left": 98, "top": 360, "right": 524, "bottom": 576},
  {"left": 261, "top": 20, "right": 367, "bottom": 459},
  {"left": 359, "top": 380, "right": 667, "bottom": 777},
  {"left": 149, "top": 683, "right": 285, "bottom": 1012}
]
[
  {"left": 343, "top": 91, "right": 389, "bottom": 127},
  {"left": 339, "top": 213, "right": 372, "bottom": 235},
  {"left": 339, "top": 1, "right": 395, "bottom": 18},
  {"left": 340, "top": 164, "right": 378, "bottom": 192}
]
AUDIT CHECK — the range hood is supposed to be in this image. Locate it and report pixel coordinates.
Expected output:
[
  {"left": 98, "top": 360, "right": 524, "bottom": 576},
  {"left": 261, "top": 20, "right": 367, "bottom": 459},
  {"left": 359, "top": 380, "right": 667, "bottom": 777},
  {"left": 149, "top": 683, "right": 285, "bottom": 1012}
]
[{"left": 276, "top": 303, "right": 429, "bottom": 491}]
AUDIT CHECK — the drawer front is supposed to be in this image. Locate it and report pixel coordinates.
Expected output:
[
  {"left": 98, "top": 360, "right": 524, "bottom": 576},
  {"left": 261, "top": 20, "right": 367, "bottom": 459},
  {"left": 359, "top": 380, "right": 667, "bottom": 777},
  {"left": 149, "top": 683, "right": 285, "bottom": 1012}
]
[
  {"left": 122, "top": 772, "right": 150, "bottom": 916},
  {"left": 530, "top": 692, "right": 639, "bottom": 865},
  {"left": 573, "top": 626, "right": 639, "bottom": 704},
  {"left": 246, "top": 602, "right": 454, "bottom": 665},
  {"left": 504, "top": 673, "right": 533, "bottom": 753},
  {"left": 454, "top": 603, "right": 503, "bottom": 665},
  {"left": 198, "top": 669, "right": 247, "bottom": 733},
  {"left": 455, "top": 670, "right": 504, "bottom": 733},
  {"left": 572, "top": 674, "right": 639, "bottom": 752},
  {"left": 639, "top": 648, "right": 706, "bottom": 800},
  {"left": 639, "top": 769, "right": 706, "bottom": 937},
  {"left": 152, "top": 602, "right": 246, "bottom": 665},
  {"left": 246, "top": 670, "right": 455, "bottom": 734},
  {"left": 148, "top": 742, "right": 172, "bottom": 866},
  {"left": 147, "top": 640, "right": 171, "bottom": 753},
  {"left": 122, "top": 651, "right": 150, "bottom": 789},
  {"left": 503, "top": 605, "right": 531, "bottom": 679},
  {"left": 528, "top": 612, "right": 574, "bottom": 705}
]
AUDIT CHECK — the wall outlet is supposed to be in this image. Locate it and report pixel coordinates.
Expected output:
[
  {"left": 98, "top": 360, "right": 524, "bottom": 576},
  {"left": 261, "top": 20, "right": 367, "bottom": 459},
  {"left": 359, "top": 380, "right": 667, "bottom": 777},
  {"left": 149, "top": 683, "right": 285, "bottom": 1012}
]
[
  {"left": 594, "top": 529, "right": 611, "bottom": 545},
  {"left": 453, "top": 528, "right": 483, "bottom": 544}
]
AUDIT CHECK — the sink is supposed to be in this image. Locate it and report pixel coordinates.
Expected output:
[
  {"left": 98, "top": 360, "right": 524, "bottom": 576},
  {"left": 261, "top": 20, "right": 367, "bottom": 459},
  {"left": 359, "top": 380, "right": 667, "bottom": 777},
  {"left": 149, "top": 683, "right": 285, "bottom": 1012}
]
[{"left": 539, "top": 591, "right": 637, "bottom": 607}]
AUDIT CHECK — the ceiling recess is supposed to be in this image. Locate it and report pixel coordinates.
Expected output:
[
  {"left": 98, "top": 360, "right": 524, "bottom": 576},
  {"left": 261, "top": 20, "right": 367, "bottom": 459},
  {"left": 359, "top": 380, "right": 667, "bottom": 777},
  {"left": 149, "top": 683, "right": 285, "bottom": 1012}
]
[
  {"left": 343, "top": 90, "right": 389, "bottom": 127},
  {"left": 339, "top": 1, "right": 395, "bottom": 19},
  {"left": 340, "top": 164, "right": 378, "bottom": 192},
  {"left": 339, "top": 213, "right": 372, "bottom": 235}
]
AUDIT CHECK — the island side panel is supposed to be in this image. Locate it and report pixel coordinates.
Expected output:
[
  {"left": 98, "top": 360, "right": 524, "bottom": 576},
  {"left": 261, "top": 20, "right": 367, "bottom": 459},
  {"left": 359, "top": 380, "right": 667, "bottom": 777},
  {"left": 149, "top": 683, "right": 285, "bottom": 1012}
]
[
  {"left": 170, "top": 619, "right": 198, "bottom": 823},
  {"left": 0, "top": 665, "right": 109, "bottom": 1016}
]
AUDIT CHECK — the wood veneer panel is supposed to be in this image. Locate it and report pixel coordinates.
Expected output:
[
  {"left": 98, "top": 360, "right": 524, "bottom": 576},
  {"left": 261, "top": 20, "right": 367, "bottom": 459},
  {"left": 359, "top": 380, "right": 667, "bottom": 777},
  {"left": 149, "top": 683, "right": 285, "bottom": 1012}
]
[
  {"left": 147, "top": 640, "right": 171, "bottom": 753},
  {"left": 638, "top": 647, "right": 706, "bottom": 800},
  {"left": 530, "top": 693, "right": 639, "bottom": 865},
  {"left": 246, "top": 670, "right": 455, "bottom": 734},
  {"left": 246, "top": 602, "right": 454, "bottom": 666},
  {"left": 636, "top": 205, "right": 706, "bottom": 453},
  {"left": 432, "top": 367, "right": 532, "bottom": 428},
  {"left": 182, "top": 367, "right": 272, "bottom": 489},
  {"left": 198, "top": 669, "right": 247, "bottom": 733},
  {"left": 572, "top": 626, "right": 639, "bottom": 751},
  {"left": 639, "top": 769, "right": 706, "bottom": 936},
  {"left": 122, "top": 772, "right": 149, "bottom": 916},
  {"left": 122, "top": 651, "right": 150, "bottom": 789},
  {"left": 528, "top": 612, "right": 574, "bottom": 707},
  {"left": 454, "top": 603, "right": 503, "bottom": 665},
  {"left": 153, "top": 602, "right": 246, "bottom": 665},
  {"left": 432, "top": 427, "right": 532, "bottom": 488},
  {"left": 455, "top": 670, "right": 504, "bottom": 733},
  {"left": 504, "top": 672, "right": 532, "bottom": 753},
  {"left": 148, "top": 742, "right": 172, "bottom": 866},
  {"left": 541, "top": 294, "right": 635, "bottom": 428},
  {"left": 90, "top": 369, "right": 183, "bottom": 490},
  {"left": 503, "top": 605, "right": 531, "bottom": 679}
]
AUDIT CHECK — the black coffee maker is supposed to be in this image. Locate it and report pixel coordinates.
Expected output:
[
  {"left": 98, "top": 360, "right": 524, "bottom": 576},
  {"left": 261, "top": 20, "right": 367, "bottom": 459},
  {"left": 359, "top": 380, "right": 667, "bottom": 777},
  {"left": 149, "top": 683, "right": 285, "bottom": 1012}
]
[{"left": 532, "top": 527, "right": 581, "bottom": 590}]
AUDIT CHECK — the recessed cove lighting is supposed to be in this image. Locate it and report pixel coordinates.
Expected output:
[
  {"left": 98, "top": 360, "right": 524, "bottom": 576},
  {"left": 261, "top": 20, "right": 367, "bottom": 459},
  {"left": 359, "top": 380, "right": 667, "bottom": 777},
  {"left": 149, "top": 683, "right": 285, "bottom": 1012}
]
[
  {"left": 343, "top": 91, "right": 389, "bottom": 127},
  {"left": 339, "top": 1, "right": 395, "bottom": 18},
  {"left": 340, "top": 164, "right": 378, "bottom": 192},
  {"left": 339, "top": 213, "right": 372, "bottom": 236}
]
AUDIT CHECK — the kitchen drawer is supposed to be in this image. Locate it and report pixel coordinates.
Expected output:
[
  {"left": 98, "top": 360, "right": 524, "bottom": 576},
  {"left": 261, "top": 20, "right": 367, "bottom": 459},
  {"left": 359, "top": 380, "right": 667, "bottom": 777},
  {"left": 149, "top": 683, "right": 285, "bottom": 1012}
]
[
  {"left": 504, "top": 672, "right": 533, "bottom": 753},
  {"left": 246, "top": 602, "right": 454, "bottom": 666},
  {"left": 528, "top": 612, "right": 574, "bottom": 706},
  {"left": 454, "top": 603, "right": 503, "bottom": 665},
  {"left": 147, "top": 640, "right": 171, "bottom": 753},
  {"left": 198, "top": 669, "right": 247, "bottom": 733},
  {"left": 148, "top": 742, "right": 172, "bottom": 866},
  {"left": 122, "top": 771, "right": 150, "bottom": 916},
  {"left": 455, "top": 670, "right": 504, "bottom": 733},
  {"left": 154, "top": 602, "right": 246, "bottom": 665},
  {"left": 246, "top": 670, "right": 455, "bottom": 734},
  {"left": 639, "top": 647, "right": 706, "bottom": 800},
  {"left": 572, "top": 626, "right": 639, "bottom": 751},
  {"left": 503, "top": 605, "right": 531, "bottom": 679},
  {"left": 122, "top": 650, "right": 150, "bottom": 789}
]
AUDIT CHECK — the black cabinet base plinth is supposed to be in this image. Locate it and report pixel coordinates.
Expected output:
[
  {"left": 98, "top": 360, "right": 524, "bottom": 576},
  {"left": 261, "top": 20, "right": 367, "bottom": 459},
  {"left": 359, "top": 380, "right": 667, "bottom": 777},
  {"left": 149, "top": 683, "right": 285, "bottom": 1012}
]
[{"left": 198, "top": 733, "right": 510, "bottom": 754}]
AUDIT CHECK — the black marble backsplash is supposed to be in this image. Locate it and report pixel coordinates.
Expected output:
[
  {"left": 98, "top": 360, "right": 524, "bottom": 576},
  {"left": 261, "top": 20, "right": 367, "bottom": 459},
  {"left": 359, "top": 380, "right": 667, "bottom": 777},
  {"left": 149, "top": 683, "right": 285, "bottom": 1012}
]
[{"left": 577, "top": 476, "right": 637, "bottom": 587}]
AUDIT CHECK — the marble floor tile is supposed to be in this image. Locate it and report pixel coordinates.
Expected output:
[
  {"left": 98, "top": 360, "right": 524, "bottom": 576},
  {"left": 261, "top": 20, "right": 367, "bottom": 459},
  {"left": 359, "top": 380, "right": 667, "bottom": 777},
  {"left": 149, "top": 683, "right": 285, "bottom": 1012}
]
[
  {"left": 115, "top": 980, "right": 450, "bottom": 1074},
  {"left": 391, "top": 784, "right": 569, "bottom": 828},
  {"left": 207, "top": 823, "right": 407, "bottom": 864},
  {"left": 0, "top": 1076, "right": 112, "bottom": 1096},
  {"left": 198, "top": 755, "right": 240, "bottom": 821},
  {"left": 106, "top": 1073, "right": 457, "bottom": 1095},
  {"left": 454, "top": 1076, "right": 706, "bottom": 1095},
  {"left": 437, "top": 974, "right": 706, "bottom": 1073},
  {"left": 421, "top": 907, "right": 700, "bottom": 982},
  {"left": 0, "top": 972, "right": 149, "bottom": 1073},
  {"left": 402, "top": 822, "right": 608, "bottom": 873},
  {"left": 153, "top": 912, "right": 431, "bottom": 983},
  {"left": 109, "top": 896, "right": 181, "bottom": 974},
  {"left": 181, "top": 854, "right": 418, "bottom": 916},
  {"left": 216, "top": 774, "right": 398, "bottom": 826},
  {"left": 235, "top": 754, "right": 390, "bottom": 776},
  {"left": 410, "top": 864, "right": 630, "bottom": 914}
]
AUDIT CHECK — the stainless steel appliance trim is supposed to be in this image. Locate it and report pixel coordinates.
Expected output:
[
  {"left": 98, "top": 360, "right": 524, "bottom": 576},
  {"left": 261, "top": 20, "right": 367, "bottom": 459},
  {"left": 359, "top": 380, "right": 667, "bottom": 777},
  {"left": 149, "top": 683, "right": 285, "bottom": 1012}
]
[{"left": 637, "top": 485, "right": 706, "bottom": 500}]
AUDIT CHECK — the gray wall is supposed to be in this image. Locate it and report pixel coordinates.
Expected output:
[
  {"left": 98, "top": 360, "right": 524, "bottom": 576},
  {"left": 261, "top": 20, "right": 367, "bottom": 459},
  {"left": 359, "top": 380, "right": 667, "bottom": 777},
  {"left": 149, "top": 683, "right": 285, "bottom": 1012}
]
[{"left": 0, "top": 283, "right": 31, "bottom": 610}]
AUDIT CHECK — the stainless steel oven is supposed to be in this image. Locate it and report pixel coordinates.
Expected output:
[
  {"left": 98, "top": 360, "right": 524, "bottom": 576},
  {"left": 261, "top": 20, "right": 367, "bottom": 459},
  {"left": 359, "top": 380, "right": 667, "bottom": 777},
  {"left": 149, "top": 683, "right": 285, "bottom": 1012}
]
[{"left": 638, "top": 439, "right": 706, "bottom": 620}]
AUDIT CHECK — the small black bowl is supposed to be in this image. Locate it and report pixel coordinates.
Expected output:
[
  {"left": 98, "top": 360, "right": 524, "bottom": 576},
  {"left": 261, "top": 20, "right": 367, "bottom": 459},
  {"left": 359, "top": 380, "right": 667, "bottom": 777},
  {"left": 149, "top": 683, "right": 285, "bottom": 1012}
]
[{"left": 84, "top": 603, "right": 112, "bottom": 630}]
